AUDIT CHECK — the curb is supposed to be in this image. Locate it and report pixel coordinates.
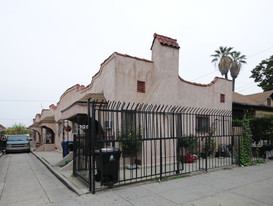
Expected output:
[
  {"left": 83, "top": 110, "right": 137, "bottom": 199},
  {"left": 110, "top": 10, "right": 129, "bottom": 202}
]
[{"left": 31, "top": 151, "right": 84, "bottom": 196}]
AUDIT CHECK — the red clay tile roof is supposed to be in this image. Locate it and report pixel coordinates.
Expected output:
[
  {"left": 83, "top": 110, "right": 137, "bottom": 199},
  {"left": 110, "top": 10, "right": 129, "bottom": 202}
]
[
  {"left": 151, "top": 33, "right": 180, "bottom": 49},
  {"left": 115, "top": 52, "right": 153, "bottom": 63},
  {"left": 178, "top": 76, "right": 229, "bottom": 87},
  {"left": 49, "top": 104, "right": 56, "bottom": 109},
  {"left": 100, "top": 52, "right": 153, "bottom": 67}
]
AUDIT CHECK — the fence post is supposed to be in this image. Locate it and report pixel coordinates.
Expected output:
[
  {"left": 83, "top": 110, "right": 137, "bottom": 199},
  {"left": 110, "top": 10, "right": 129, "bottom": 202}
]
[
  {"left": 91, "top": 101, "right": 96, "bottom": 194},
  {"left": 73, "top": 134, "right": 76, "bottom": 176},
  {"left": 159, "top": 110, "right": 162, "bottom": 181},
  {"left": 238, "top": 134, "right": 241, "bottom": 166},
  {"left": 231, "top": 134, "right": 234, "bottom": 165},
  {"left": 160, "top": 129, "right": 162, "bottom": 181},
  {"left": 205, "top": 136, "right": 208, "bottom": 172},
  {"left": 87, "top": 99, "right": 92, "bottom": 193}
]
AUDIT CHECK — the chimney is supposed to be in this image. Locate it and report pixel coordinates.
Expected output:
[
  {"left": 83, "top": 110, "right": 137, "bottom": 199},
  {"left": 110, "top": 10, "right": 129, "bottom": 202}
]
[{"left": 151, "top": 33, "right": 180, "bottom": 80}]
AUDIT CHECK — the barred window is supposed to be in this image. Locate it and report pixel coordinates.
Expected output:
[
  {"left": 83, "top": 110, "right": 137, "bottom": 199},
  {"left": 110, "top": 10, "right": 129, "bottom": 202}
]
[{"left": 196, "top": 116, "right": 209, "bottom": 133}]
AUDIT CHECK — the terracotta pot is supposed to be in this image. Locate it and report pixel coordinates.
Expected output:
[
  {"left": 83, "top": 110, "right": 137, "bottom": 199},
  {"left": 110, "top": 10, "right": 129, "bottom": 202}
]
[{"left": 64, "top": 126, "right": 71, "bottom": 132}]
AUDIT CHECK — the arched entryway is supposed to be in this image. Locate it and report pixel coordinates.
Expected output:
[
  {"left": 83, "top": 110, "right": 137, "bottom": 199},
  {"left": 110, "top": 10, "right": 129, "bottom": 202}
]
[{"left": 42, "top": 126, "right": 55, "bottom": 144}]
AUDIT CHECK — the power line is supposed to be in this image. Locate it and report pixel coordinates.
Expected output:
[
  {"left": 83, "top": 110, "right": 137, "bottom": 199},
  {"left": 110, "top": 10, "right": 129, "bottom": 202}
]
[
  {"left": 237, "top": 84, "right": 258, "bottom": 92},
  {"left": 192, "top": 46, "right": 273, "bottom": 82},
  {"left": 237, "top": 81, "right": 255, "bottom": 90},
  {"left": 248, "top": 47, "right": 273, "bottom": 58},
  {"left": 191, "top": 71, "right": 217, "bottom": 81}
]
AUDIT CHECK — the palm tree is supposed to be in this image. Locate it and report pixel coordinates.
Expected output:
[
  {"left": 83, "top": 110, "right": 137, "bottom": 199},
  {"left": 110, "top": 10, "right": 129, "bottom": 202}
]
[
  {"left": 211, "top": 46, "right": 233, "bottom": 79},
  {"left": 230, "top": 51, "right": 247, "bottom": 91}
]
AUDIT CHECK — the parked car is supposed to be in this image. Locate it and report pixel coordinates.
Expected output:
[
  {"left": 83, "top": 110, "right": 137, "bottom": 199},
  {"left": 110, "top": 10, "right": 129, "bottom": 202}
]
[
  {"left": 0, "top": 136, "right": 7, "bottom": 151},
  {"left": 5, "top": 134, "right": 31, "bottom": 153}
]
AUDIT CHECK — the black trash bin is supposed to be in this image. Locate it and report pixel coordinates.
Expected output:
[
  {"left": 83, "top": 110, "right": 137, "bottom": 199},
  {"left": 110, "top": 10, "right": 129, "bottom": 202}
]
[{"left": 95, "top": 148, "right": 121, "bottom": 186}]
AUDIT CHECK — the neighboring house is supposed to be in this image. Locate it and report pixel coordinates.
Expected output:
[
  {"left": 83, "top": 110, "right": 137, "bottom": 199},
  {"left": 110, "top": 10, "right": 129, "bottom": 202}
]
[
  {"left": 233, "top": 90, "right": 273, "bottom": 117},
  {"left": 29, "top": 33, "right": 232, "bottom": 151},
  {"left": 0, "top": 124, "right": 5, "bottom": 132}
]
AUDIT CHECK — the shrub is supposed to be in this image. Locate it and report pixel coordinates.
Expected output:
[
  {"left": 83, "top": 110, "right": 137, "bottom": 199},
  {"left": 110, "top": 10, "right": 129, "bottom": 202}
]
[
  {"left": 119, "top": 125, "right": 142, "bottom": 155},
  {"left": 178, "top": 134, "right": 198, "bottom": 149},
  {"left": 240, "top": 116, "right": 253, "bottom": 166},
  {"left": 249, "top": 115, "right": 273, "bottom": 142}
]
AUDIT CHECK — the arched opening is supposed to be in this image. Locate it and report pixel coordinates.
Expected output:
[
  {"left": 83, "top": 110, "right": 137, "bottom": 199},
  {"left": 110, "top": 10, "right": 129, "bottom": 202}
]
[{"left": 42, "top": 126, "right": 55, "bottom": 144}]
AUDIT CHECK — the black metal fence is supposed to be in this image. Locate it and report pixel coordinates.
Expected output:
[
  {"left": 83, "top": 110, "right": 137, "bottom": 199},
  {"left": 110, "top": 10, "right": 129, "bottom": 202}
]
[{"left": 72, "top": 101, "right": 264, "bottom": 193}]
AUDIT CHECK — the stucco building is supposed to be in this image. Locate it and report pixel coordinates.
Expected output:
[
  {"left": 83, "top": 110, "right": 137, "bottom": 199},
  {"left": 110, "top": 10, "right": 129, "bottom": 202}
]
[{"left": 29, "top": 33, "right": 232, "bottom": 151}]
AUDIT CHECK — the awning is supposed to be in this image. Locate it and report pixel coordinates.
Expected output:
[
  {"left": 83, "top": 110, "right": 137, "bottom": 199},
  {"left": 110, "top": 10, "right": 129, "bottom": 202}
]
[
  {"left": 79, "top": 93, "right": 106, "bottom": 102},
  {"left": 60, "top": 93, "right": 106, "bottom": 121}
]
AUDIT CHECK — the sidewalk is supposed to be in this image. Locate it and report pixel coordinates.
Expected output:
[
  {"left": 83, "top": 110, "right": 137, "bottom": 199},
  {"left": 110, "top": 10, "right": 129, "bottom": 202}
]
[
  {"left": 31, "top": 150, "right": 89, "bottom": 195},
  {"left": 32, "top": 150, "right": 273, "bottom": 206}
]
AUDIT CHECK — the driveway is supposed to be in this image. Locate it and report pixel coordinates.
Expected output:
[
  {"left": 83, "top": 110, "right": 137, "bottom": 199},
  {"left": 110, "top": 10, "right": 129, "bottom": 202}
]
[{"left": 0, "top": 153, "right": 77, "bottom": 206}]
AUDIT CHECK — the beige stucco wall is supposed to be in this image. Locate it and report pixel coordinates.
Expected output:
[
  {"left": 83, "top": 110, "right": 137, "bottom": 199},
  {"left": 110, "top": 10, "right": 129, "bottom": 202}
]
[
  {"left": 55, "top": 86, "right": 86, "bottom": 122},
  {"left": 83, "top": 54, "right": 116, "bottom": 100},
  {"left": 61, "top": 103, "right": 87, "bottom": 120},
  {"left": 114, "top": 55, "right": 154, "bottom": 103},
  {"left": 148, "top": 39, "right": 232, "bottom": 111},
  {"left": 40, "top": 109, "right": 54, "bottom": 121}
]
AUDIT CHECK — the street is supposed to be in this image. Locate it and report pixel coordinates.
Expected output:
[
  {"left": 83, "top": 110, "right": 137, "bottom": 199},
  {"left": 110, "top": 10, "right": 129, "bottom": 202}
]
[
  {"left": 1, "top": 152, "right": 273, "bottom": 206},
  {"left": 0, "top": 153, "right": 77, "bottom": 206}
]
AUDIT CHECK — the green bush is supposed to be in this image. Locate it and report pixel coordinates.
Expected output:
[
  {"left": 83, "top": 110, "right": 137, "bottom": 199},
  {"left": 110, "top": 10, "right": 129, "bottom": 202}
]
[
  {"left": 233, "top": 115, "right": 273, "bottom": 142},
  {"left": 178, "top": 134, "right": 198, "bottom": 149},
  {"left": 240, "top": 116, "right": 253, "bottom": 166},
  {"left": 249, "top": 115, "right": 273, "bottom": 142},
  {"left": 119, "top": 125, "right": 142, "bottom": 155}
]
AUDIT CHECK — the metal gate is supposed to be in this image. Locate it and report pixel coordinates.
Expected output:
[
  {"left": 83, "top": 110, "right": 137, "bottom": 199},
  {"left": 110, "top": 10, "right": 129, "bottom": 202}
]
[{"left": 74, "top": 100, "right": 237, "bottom": 193}]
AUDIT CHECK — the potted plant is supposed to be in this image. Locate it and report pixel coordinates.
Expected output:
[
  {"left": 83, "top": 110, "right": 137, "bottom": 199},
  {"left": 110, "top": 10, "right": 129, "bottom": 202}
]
[
  {"left": 201, "top": 122, "right": 216, "bottom": 158},
  {"left": 119, "top": 125, "right": 142, "bottom": 156},
  {"left": 178, "top": 134, "right": 198, "bottom": 154},
  {"left": 64, "top": 125, "right": 71, "bottom": 132}
]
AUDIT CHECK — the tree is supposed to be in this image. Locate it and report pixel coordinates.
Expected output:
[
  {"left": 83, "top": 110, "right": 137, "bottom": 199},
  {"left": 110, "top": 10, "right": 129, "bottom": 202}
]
[
  {"left": 250, "top": 55, "right": 273, "bottom": 91},
  {"left": 230, "top": 51, "right": 247, "bottom": 91},
  {"left": 211, "top": 46, "right": 233, "bottom": 79},
  {"left": 5, "top": 124, "right": 31, "bottom": 135}
]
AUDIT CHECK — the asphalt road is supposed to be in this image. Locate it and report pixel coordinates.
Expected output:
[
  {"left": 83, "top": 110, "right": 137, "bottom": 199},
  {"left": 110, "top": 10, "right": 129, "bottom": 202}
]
[{"left": 0, "top": 153, "right": 77, "bottom": 206}]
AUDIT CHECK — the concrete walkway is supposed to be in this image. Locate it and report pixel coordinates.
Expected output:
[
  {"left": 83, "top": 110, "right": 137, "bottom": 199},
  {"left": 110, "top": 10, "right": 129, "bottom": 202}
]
[{"left": 31, "top": 150, "right": 273, "bottom": 206}]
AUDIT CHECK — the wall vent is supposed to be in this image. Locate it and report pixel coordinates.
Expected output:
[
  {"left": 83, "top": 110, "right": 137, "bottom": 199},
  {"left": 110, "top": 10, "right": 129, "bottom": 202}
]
[{"left": 137, "top": 81, "right": 145, "bottom": 93}]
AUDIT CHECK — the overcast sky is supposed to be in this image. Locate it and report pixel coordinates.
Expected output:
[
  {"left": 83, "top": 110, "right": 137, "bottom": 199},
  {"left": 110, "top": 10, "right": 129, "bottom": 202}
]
[{"left": 1, "top": 0, "right": 273, "bottom": 128}]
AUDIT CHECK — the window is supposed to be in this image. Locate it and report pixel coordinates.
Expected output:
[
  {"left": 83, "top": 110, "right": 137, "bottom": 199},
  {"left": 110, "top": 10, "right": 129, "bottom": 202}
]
[
  {"left": 267, "top": 98, "right": 271, "bottom": 106},
  {"left": 220, "top": 94, "right": 225, "bottom": 103},
  {"left": 122, "top": 111, "right": 135, "bottom": 129},
  {"left": 137, "top": 81, "right": 145, "bottom": 93},
  {"left": 72, "top": 122, "right": 78, "bottom": 133},
  {"left": 58, "top": 123, "right": 62, "bottom": 135},
  {"left": 196, "top": 116, "right": 209, "bottom": 133}
]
